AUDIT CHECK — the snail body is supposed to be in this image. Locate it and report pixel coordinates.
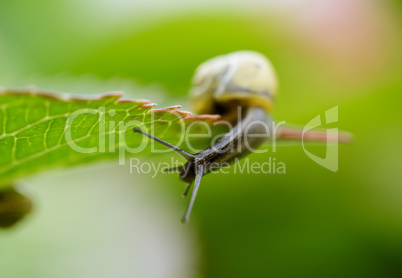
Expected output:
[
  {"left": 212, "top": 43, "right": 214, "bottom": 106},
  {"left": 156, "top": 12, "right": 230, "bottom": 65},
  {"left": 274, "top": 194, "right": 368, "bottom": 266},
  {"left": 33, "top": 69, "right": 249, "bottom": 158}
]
[{"left": 134, "top": 51, "right": 278, "bottom": 223}]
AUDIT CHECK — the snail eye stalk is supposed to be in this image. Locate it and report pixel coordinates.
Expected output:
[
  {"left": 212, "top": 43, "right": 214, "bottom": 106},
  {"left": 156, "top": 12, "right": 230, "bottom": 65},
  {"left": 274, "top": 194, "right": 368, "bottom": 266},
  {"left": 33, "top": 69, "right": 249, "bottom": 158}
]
[
  {"left": 133, "top": 127, "right": 195, "bottom": 161},
  {"left": 182, "top": 165, "right": 204, "bottom": 223},
  {"left": 134, "top": 127, "right": 205, "bottom": 223}
]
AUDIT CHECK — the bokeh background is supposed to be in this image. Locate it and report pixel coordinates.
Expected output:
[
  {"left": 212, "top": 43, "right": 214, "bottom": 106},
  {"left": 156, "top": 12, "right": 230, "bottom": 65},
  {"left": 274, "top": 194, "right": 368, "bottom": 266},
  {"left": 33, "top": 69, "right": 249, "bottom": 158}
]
[{"left": 1, "top": 0, "right": 402, "bottom": 277}]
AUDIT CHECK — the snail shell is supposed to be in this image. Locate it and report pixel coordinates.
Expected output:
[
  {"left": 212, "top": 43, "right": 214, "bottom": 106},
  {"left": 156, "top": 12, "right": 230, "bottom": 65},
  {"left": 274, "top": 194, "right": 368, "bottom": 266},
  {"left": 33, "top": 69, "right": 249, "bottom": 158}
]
[{"left": 190, "top": 51, "right": 278, "bottom": 120}]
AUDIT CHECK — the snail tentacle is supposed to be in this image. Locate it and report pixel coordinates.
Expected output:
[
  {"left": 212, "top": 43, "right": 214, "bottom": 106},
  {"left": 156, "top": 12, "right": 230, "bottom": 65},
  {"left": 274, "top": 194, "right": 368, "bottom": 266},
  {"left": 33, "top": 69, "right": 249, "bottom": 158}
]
[
  {"left": 133, "top": 127, "right": 195, "bottom": 161},
  {"left": 181, "top": 164, "right": 204, "bottom": 223}
]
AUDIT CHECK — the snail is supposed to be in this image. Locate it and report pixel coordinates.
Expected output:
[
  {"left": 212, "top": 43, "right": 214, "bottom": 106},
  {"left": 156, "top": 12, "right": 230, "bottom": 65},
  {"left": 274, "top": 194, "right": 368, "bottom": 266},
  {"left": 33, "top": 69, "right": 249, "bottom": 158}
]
[{"left": 134, "top": 51, "right": 277, "bottom": 223}]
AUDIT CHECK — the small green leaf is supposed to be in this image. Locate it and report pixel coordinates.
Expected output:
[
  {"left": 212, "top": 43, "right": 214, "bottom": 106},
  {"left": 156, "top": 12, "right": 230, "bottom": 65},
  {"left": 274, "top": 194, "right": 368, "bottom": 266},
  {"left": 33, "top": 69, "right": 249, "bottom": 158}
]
[{"left": 0, "top": 89, "right": 228, "bottom": 187}]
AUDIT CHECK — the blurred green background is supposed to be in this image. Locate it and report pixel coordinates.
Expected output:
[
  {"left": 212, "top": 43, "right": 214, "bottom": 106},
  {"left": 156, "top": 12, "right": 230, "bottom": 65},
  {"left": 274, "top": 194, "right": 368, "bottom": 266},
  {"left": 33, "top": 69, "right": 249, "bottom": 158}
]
[{"left": 1, "top": 0, "right": 402, "bottom": 277}]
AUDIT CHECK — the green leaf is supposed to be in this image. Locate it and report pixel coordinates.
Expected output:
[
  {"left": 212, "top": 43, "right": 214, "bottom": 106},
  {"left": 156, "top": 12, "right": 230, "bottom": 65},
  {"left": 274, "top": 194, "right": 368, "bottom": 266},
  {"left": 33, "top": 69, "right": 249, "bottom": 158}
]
[{"left": 0, "top": 89, "right": 228, "bottom": 187}]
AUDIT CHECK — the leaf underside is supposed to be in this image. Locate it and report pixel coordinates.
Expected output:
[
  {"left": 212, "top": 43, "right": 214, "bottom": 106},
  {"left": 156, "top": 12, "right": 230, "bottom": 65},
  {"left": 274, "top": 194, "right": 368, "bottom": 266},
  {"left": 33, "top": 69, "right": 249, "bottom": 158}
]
[{"left": 0, "top": 89, "right": 228, "bottom": 187}]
